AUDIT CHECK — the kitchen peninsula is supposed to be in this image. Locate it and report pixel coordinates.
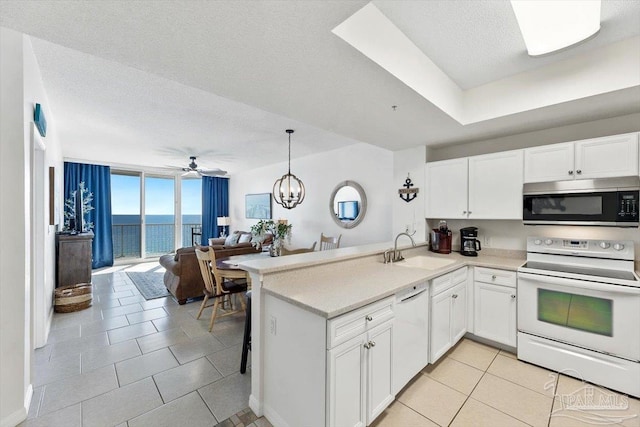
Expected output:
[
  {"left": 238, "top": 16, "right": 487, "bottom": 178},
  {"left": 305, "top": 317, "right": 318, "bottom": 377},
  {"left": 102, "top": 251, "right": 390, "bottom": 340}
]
[{"left": 239, "top": 243, "right": 525, "bottom": 427}]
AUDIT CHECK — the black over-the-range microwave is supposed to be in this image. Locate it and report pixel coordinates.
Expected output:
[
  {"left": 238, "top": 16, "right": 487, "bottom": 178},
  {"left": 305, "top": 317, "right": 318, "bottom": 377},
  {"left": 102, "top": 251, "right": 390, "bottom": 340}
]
[{"left": 523, "top": 176, "right": 639, "bottom": 227}]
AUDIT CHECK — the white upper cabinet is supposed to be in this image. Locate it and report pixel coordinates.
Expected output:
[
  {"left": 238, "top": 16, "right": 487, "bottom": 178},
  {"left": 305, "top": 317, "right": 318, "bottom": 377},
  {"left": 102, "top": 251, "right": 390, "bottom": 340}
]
[
  {"left": 524, "top": 133, "right": 639, "bottom": 183},
  {"left": 575, "top": 133, "right": 639, "bottom": 179},
  {"left": 425, "top": 157, "right": 468, "bottom": 219},
  {"left": 468, "top": 150, "right": 524, "bottom": 219},
  {"left": 524, "top": 142, "right": 574, "bottom": 183},
  {"left": 426, "top": 151, "right": 523, "bottom": 220}
]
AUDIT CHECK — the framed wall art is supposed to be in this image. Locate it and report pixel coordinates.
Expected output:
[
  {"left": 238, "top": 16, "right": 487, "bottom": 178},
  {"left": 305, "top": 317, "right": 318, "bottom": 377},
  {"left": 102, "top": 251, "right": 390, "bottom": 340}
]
[{"left": 245, "top": 193, "right": 272, "bottom": 219}]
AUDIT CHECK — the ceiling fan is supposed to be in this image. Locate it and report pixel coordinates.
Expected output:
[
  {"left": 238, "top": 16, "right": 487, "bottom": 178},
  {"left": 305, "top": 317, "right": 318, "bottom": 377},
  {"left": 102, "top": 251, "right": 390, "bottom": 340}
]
[{"left": 180, "top": 156, "right": 227, "bottom": 177}]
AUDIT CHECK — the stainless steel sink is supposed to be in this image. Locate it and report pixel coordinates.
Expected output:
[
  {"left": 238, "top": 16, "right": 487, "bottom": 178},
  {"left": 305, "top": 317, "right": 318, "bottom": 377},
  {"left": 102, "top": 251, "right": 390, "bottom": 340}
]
[{"left": 394, "top": 255, "right": 456, "bottom": 270}]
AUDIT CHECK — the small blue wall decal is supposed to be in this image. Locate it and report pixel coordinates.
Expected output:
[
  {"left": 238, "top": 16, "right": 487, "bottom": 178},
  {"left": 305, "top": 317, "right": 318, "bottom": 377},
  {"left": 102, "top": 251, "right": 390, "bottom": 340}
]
[{"left": 34, "top": 103, "right": 47, "bottom": 137}]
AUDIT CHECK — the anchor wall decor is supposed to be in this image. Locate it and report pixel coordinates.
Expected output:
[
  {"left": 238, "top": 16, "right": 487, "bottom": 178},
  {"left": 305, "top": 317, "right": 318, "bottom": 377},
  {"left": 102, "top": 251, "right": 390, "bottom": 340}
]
[{"left": 399, "top": 174, "right": 419, "bottom": 203}]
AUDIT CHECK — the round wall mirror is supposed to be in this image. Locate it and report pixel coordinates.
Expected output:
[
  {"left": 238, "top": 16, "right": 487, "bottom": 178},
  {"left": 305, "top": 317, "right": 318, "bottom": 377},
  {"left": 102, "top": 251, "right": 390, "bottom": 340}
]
[{"left": 329, "top": 180, "right": 367, "bottom": 229}]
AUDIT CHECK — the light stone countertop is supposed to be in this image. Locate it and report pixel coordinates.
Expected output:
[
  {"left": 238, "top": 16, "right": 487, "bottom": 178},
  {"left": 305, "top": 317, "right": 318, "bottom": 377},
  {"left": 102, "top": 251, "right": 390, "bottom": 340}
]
[{"left": 243, "top": 244, "right": 526, "bottom": 319}]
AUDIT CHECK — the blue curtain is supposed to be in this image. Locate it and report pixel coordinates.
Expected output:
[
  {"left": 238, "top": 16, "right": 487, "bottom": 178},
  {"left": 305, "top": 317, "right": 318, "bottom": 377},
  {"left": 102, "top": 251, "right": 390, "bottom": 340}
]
[
  {"left": 202, "top": 177, "right": 229, "bottom": 242},
  {"left": 64, "top": 162, "right": 114, "bottom": 268}
]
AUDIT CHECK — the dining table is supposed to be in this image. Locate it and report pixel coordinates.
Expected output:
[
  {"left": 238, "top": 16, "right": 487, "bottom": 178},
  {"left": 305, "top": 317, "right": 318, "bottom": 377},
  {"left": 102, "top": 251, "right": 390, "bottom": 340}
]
[{"left": 215, "top": 252, "right": 269, "bottom": 287}]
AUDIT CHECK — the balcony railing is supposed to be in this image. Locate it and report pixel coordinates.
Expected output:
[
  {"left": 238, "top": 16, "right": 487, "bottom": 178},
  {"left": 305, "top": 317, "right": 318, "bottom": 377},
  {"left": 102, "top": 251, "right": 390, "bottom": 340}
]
[{"left": 112, "top": 223, "right": 201, "bottom": 259}]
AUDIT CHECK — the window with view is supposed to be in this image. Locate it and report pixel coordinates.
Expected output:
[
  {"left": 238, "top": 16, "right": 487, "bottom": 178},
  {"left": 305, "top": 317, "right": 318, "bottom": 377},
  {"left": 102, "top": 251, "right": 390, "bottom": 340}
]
[{"left": 182, "top": 178, "right": 202, "bottom": 247}]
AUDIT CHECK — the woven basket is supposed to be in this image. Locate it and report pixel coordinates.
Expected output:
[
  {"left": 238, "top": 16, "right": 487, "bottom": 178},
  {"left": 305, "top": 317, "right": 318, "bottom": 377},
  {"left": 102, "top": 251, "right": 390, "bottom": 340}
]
[{"left": 54, "top": 283, "right": 92, "bottom": 313}]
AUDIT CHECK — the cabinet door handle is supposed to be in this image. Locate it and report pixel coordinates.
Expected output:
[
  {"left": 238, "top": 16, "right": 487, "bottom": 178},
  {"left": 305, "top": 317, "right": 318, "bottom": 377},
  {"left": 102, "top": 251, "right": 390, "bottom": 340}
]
[
  {"left": 462, "top": 211, "right": 467, "bottom": 215},
  {"left": 568, "top": 170, "right": 574, "bottom": 175},
  {"left": 364, "top": 342, "right": 371, "bottom": 349},
  {"left": 365, "top": 315, "right": 373, "bottom": 321},
  {"left": 511, "top": 294, "right": 516, "bottom": 299},
  {"left": 576, "top": 170, "right": 582, "bottom": 174},
  {"left": 467, "top": 211, "right": 472, "bottom": 214},
  {"left": 370, "top": 341, "right": 376, "bottom": 348},
  {"left": 452, "top": 294, "right": 458, "bottom": 299},
  {"left": 491, "top": 275, "right": 497, "bottom": 280}
]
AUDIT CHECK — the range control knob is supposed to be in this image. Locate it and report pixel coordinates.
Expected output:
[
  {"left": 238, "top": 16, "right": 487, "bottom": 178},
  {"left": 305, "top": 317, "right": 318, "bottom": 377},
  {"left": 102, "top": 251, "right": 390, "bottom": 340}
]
[
  {"left": 599, "top": 241, "right": 611, "bottom": 249},
  {"left": 533, "top": 239, "right": 542, "bottom": 245},
  {"left": 544, "top": 239, "right": 553, "bottom": 246},
  {"left": 613, "top": 243, "right": 625, "bottom": 251}
]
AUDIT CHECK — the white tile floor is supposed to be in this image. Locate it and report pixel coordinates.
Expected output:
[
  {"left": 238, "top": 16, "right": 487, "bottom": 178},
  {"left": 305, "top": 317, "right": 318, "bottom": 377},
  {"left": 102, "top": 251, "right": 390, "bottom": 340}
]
[
  {"left": 373, "top": 339, "right": 640, "bottom": 427},
  {"left": 23, "top": 263, "right": 640, "bottom": 427},
  {"left": 22, "top": 263, "right": 265, "bottom": 427}
]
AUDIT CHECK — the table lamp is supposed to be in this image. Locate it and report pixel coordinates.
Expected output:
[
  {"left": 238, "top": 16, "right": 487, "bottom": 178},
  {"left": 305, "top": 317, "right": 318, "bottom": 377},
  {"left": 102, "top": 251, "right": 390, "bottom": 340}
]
[{"left": 217, "top": 216, "right": 231, "bottom": 237}]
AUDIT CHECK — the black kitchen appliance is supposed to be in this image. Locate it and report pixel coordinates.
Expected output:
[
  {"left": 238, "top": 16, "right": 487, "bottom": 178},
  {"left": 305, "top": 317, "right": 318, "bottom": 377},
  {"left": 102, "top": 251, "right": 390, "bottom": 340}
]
[
  {"left": 460, "top": 227, "right": 481, "bottom": 257},
  {"left": 522, "top": 177, "right": 639, "bottom": 227}
]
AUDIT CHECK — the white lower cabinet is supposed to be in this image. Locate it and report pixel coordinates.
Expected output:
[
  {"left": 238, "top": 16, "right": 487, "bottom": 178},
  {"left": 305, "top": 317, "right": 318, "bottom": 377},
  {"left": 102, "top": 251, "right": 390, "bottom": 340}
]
[
  {"left": 473, "top": 267, "right": 517, "bottom": 347},
  {"left": 430, "top": 268, "right": 468, "bottom": 363},
  {"left": 328, "top": 320, "right": 393, "bottom": 427}
]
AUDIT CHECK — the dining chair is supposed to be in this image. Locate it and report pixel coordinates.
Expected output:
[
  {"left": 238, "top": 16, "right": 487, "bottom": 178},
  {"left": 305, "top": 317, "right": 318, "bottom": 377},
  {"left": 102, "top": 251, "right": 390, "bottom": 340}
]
[
  {"left": 195, "top": 248, "right": 248, "bottom": 331},
  {"left": 281, "top": 241, "right": 317, "bottom": 255},
  {"left": 319, "top": 233, "right": 341, "bottom": 251}
]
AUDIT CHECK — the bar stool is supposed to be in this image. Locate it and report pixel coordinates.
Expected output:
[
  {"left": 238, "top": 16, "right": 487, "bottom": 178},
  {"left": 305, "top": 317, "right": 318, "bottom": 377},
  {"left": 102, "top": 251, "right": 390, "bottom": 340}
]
[{"left": 240, "top": 290, "right": 251, "bottom": 374}]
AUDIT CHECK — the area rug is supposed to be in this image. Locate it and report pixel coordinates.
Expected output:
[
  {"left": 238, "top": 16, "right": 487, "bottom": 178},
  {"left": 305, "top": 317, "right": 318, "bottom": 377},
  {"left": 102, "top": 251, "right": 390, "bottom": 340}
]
[{"left": 126, "top": 267, "right": 170, "bottom": 300}]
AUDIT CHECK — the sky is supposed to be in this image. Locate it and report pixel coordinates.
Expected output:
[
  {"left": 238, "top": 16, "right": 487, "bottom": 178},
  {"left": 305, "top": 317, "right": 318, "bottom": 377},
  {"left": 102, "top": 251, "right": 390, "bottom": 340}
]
[{"left": 111, "top": 174, "right": 201, "bottom": 216}]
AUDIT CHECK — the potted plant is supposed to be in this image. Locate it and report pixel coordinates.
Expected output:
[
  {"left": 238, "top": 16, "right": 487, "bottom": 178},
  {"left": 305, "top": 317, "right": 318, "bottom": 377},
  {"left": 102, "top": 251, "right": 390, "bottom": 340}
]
[{"left": 250, "top": 219, "right": 292, "bottom": 256}]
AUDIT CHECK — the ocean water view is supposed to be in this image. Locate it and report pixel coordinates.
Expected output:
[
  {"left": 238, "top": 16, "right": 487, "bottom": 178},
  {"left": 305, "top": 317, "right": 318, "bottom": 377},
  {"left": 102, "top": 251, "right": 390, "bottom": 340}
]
[
  {"left": 112, "top": 214, "right": 202, "bottom": 258},
  {"left": 113, "top": 214, "right": 202, "bottom": 225}
]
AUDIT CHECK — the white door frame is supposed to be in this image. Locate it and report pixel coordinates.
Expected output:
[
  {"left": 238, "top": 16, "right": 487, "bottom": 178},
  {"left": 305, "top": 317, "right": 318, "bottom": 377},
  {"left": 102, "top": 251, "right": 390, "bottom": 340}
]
[{"left": 30, "top": 124, "right": 48, "bottom": 348}]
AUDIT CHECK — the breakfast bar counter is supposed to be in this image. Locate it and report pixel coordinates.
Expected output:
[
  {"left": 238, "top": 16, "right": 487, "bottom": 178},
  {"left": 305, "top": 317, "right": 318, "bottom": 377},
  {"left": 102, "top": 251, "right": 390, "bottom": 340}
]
[
  {"left": 238, "top": 241, "right": 525, "bottom": 426},
  {"left": 239, "top": 243, "right": 525, "bottom": 318}
]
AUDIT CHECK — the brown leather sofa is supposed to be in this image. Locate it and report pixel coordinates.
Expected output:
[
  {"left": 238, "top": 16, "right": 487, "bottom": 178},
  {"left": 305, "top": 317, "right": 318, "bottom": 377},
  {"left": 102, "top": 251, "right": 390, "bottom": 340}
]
[{"left": 159, "top": 231, "right": 272, "bottom": 304}]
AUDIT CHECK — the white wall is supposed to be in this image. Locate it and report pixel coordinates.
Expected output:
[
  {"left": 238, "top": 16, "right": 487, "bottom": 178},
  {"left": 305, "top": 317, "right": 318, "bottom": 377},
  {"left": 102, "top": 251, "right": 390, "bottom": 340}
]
[
  {"left": 392, "top": 146, "right": 427, "bottom": 243},
  {"left": 229, "top": 142, "right": 394, "bottom": 248},
  {"left": 0, "top": 27, "right": 63, "bottom": 427},
  {"left": 23, "top": 35, "right": 64, "bottom": 350},
  {"left": 0, "top": 26, "right": 31, "bottom": 427}
]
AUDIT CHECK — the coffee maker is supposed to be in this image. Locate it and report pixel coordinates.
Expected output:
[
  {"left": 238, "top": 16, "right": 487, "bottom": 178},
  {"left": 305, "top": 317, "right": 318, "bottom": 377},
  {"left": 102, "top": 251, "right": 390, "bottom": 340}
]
[
  {"left": 460, "top": 227, "right": 481, "bottom": 257},
  {"left": 430, "top": 221, "right": 452, "bottom": 254}
]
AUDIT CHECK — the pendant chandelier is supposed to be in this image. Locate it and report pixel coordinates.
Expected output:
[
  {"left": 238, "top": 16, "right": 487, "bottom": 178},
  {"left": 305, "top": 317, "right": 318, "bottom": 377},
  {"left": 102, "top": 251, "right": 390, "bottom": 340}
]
[{"left": 273, "top": 129, "right": 306, "bottom": 209}]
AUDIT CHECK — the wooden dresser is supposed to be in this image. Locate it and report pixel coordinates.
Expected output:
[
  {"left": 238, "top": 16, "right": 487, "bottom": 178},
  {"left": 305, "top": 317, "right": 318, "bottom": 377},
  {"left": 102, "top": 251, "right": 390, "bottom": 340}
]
[{"left": 56, "top": 232, "right": 93, "bottom": 287}]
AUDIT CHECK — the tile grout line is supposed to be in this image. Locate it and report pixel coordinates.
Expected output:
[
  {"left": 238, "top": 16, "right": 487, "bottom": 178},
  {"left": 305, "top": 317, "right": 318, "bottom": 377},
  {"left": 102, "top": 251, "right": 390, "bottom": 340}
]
[
  {"left": 443, "top": 349, "right": 499, "bottom": 426},
  {"left": 197, "top": 388, "right": 220, "bottom": 425},
  {"left": 445, "top": 348, "right": 546, "bottom": 427},
  {"left": 486, "top": 355, "right": 558, "bottom": 398},
  {"left": 546, "top": 373, "right": 559, "bottom": 427}
]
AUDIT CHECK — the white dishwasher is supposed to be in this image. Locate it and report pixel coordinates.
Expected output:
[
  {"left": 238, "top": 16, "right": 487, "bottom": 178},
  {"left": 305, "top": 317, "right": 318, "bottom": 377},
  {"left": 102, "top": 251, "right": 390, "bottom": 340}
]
[{"left": 392, "top": 282, "right": 429, "bottom": 394}]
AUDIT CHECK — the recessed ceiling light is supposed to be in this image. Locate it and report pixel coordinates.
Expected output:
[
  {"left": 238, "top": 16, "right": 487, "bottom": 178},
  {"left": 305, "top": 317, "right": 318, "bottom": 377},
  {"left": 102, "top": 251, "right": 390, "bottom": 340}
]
[{"left": 510, "top": 0, "right": 601, "bottom": 57}]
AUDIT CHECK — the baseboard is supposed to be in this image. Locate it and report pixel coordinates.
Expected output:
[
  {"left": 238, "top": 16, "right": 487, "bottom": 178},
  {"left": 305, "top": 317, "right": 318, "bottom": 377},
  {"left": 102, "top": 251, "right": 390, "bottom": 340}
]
[
  {"left": 249, "top": 394, "right": 263, "bottom": 417},
  {"left": 0, "top": 384, "right": 31, "bottom": 427},
  {"left": 263, "top": 403, "right": 290, "bottom": 427},
  {"left": 464, "top": 332, "right": 517, "bottom": 354}
]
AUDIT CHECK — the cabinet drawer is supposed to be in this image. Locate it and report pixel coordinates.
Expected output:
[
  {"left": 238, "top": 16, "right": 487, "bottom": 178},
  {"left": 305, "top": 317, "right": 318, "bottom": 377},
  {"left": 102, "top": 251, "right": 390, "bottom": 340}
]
[
  {"left": 474, "top": 267, "right": 516, "bottom": 288},
  {"left": 327, "top": 296, "right": 394, "bottom": 349},
  {"left": 432, "top": 267, "right": 468, "bottom": 296}
]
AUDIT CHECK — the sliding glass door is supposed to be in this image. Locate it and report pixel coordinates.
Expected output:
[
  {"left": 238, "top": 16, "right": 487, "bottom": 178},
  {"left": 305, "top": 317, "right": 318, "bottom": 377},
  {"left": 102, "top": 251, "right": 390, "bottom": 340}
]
[
  {"left": 144, "top": 176, "right": 175, "bottom": 257},
  {"left": 181, "top": 178, "right": 202, "bottom": 247},
  {"left": 112, "top": 171, "right": 195, "bottom": 260},
  {"left": 111, "top": 172, "right": 142, "bottom": 259}
]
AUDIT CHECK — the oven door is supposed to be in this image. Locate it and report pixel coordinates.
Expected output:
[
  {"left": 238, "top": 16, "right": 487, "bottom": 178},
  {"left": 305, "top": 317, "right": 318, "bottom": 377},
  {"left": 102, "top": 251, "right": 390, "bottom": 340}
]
[{"left": 518, "top": 272, "right": 640, "bottom": 361}]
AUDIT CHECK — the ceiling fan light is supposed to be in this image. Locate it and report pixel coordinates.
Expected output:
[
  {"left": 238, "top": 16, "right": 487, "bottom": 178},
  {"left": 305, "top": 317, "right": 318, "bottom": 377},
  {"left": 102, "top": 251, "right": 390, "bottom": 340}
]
[
  {"left": 510, "top": 0, "right": 601, "bottom": 56},
  {"left": 273, "top": 129, "right": 306, "bottom": 210}
]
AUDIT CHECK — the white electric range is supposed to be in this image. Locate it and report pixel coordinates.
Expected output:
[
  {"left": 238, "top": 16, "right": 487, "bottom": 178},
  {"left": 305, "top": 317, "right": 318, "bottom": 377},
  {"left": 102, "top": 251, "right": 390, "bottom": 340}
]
[{"left": 517, "top": 236, "right": 640, "bottom": 397}]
